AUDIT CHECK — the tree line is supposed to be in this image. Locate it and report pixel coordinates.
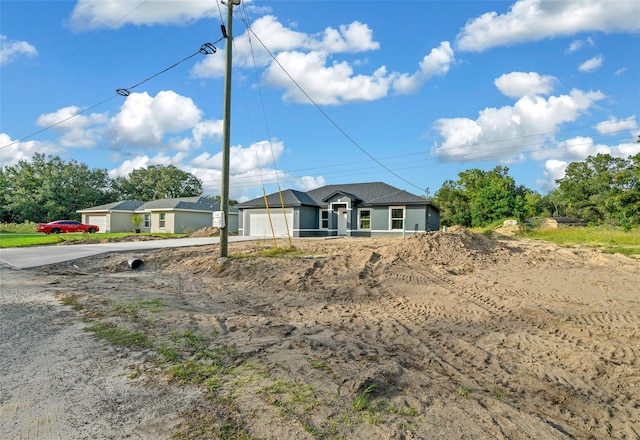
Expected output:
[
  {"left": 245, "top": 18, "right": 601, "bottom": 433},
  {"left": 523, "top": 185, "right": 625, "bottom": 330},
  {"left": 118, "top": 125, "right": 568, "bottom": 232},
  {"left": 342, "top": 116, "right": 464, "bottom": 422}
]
[
  {"left": 434, "top": 153, "right": 640, "bottom": 228},
  {"left": 1, "top": 152, "right": 638, "bottom": 227},
  {"left": 0, "top": 153, "right": 205, "bottom": 223}
]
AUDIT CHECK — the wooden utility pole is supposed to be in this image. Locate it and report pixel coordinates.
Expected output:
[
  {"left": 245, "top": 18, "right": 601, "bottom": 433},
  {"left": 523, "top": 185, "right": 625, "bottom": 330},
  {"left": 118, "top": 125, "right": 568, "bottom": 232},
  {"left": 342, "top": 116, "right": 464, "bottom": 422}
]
[{"left": 220, "top": 0, "right": 240, "bottom": 259}]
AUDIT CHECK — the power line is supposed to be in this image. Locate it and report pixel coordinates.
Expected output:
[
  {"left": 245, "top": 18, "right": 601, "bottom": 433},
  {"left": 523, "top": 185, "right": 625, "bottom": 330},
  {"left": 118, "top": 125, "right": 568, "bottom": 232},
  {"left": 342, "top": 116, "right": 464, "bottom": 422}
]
[
  {"left": 239, "top": 15, "right": 429, "bottom": 194},
  {"left": 1, "top": 41, "right": 222, "bottom": 151}
]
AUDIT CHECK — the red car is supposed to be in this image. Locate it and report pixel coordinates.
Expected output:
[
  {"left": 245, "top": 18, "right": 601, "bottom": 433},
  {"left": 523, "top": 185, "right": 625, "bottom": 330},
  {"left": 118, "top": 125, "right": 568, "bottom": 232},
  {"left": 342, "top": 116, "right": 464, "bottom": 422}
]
[{"left": 37, "top": 220, "right": 100, "bottom": 234}]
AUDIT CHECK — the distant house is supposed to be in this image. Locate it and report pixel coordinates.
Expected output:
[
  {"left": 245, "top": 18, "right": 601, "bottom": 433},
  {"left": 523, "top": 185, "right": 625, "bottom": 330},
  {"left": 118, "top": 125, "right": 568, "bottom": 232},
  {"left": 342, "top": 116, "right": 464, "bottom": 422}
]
[
  {"left": 235, "top": 182, "right": 440, "bottom": 238},
  {"left": 77, "top": 197, "right": 238, "bottom": 234}
]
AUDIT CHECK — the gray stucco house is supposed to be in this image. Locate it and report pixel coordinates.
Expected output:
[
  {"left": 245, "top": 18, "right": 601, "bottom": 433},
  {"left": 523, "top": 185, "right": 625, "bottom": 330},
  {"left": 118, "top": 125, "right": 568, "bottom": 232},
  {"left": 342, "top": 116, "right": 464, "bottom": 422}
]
[
  {"left": 78, "top": 196, "right": 238, "bottom": 234},
  {"left": 235, "top": 182, "right": 440, "bottom": 238}
]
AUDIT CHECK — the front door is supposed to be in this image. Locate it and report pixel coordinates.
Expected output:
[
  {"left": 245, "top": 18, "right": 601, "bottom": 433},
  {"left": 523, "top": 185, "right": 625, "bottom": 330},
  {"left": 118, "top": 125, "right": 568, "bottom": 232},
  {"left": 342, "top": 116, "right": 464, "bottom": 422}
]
[{"left": 337, "top": 208, "right": 347, "bottom": 236}]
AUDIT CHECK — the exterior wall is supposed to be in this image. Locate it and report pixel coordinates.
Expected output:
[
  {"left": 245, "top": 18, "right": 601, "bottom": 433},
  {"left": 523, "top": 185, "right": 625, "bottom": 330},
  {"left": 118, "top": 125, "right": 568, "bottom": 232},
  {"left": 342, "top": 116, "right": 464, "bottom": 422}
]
[
  {"left": 404, "top": 206, "right": 425, "bottom": 234},
  {"left": 173, "top": 211, "right": 214, "bottom": 234},
  {"left": 150, "top": 212, "right": 175, "bottom": 233},
  {"left": 239, "top": 203, "right": 440, "bottom": 238},
  {"left": 110, "top": 212, "right": 136, "bottom": 233},
  {"left": 370, "top": 206, "right": 390, "bottom": 233},
  {"left": 227, "top": 213, "right": 239, "bottom": 234},
  {"left": 427, "top": 206, "right": 440, "bottom": 232},
  {"left": 296, "top": 206, "right": 327, "bottom": 237}
]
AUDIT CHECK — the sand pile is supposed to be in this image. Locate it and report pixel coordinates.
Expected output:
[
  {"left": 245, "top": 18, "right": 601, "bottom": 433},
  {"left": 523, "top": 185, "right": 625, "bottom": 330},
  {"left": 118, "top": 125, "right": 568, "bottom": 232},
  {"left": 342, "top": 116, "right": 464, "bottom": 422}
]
[{"left": 6, "top": 228, "right": 638, "bottom": 439}]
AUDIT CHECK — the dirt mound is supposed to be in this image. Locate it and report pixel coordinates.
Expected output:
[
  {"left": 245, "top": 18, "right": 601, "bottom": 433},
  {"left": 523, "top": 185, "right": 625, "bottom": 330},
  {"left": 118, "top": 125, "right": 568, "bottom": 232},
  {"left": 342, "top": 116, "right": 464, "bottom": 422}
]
[
  {"left": 188, "top": 226, "right": 220, "bottom": 237},
  {"left": 16, "top": 229, "right": 640, "bottom": 440}
]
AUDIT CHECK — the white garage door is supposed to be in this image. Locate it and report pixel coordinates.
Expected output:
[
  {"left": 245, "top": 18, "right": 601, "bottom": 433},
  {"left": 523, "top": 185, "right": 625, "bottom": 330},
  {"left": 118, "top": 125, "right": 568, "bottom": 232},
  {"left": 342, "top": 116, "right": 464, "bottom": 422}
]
[
  {"left": 86, "top": 215, "right": 107, "bottom": 233},
  {"left": 249, "top": 210, "right": 293, "bottom": 237}
]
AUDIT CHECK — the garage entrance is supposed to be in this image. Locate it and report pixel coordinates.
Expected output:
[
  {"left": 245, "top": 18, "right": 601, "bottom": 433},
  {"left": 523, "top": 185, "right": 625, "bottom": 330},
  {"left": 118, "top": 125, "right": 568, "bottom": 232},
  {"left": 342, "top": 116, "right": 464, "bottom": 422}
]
[
  {"left": 86, "top": 215, "right": 107, "bottom": 233},
  {"left": 248, "top": 209, "right": 293, "bottom": 237}
]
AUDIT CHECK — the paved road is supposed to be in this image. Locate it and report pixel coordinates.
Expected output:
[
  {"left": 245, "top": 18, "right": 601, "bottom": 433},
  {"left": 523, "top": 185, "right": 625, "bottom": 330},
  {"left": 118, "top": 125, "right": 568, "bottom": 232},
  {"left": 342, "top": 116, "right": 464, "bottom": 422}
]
[{"left": 0, "top": 236, "right": 257, "bottom": 269}]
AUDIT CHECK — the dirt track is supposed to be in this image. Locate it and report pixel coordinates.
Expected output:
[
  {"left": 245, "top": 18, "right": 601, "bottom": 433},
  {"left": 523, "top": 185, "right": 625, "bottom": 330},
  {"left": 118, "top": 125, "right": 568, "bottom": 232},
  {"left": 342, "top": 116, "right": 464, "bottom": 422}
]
[{"left": 1, "top": 229, "right": 639, "bottom": 439}]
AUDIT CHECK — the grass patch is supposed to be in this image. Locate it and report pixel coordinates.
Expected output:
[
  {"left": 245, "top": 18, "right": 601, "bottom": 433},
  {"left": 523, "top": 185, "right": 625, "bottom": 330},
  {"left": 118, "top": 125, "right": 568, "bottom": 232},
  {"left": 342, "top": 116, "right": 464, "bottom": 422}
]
[
  {"left": 231, "top": 246, "right": 326, "bottom": 259},
  {"left": 521, "top": 226, "right": 640, "bottom": 256},
  {"left": 0, "top": 231, "right": 184, "bottom": 248},
  {"left": 457, "top": 385, "right": 472, "bottom": 399},
  {"left": 353, "top": 384, "right": 377, "bottom": 411},
  {"left": 111, "top": 298, "right": 165, "bottom": 316},
  {"left": 85, "top": 323, "right": 151, "bottom": 348}
]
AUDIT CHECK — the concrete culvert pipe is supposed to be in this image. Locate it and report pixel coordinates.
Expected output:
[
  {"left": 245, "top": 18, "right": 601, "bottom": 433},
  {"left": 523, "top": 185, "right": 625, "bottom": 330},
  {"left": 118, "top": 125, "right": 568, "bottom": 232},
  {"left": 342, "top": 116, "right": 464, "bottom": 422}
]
[{"left": 128, "top": 258, "right": 144, "bottom": 270}]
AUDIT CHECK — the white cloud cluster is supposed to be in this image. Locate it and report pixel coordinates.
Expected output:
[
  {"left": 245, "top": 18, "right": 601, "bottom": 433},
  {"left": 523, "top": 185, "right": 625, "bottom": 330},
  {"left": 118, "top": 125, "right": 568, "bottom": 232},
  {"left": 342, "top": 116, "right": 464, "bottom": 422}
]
[
  {"left": 578, "top": 55, "right": 603, "bottom": 72},
  {"left": 494, "top": 72, "right": 556, "bottom": 98},
  {"left": 456, "top": 0, "right": 640, "bottom": 52},
  {"left": 567, "top": 37, "right": 594, "bottom": 53},
  {"left": 192, "top": 15, "right": 454, "bottom": 105},
  {"left": 68, "top": 0, "right": 216, "bottom": 30},
  {"left": 109, "top": 90, "right": 203, "bottom": 147},
  {"left": 0, "top": 134, "right": 60, "bottom": 168},
  {"left": 537, "top": 136, "right": 640, "bottom": 191},
  {"left": 0, "top": 35, "right": 37, "bottom": 65},
  {"left": 433, "top": 71, "right": 605, "bottom": 163}
]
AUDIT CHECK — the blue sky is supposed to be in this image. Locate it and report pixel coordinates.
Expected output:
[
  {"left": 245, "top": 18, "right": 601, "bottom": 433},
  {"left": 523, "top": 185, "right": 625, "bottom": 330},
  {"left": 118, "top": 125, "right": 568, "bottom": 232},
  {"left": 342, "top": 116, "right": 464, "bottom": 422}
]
[{"left": 1, "top": 0, "right": 639, "bottom": 202}]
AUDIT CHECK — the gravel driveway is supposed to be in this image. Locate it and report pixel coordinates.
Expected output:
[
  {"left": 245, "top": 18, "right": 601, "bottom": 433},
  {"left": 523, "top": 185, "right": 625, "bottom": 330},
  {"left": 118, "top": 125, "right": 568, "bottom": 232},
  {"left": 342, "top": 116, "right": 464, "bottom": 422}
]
[{"left": 0, "top": 265, "right": 201, "bottom": 440}]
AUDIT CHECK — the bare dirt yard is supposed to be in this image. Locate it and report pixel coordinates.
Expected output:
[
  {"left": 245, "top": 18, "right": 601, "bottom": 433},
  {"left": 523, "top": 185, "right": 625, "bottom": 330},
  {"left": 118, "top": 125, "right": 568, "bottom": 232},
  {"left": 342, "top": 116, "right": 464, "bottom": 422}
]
[{"left": 1, "top": 227, "right": 639, "bottom": 439}]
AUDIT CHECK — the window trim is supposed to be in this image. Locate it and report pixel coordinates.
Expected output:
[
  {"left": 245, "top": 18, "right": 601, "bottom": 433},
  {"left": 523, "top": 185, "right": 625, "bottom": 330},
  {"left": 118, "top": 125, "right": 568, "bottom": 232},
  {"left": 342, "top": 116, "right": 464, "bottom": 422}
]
[
  {"left": 159, "top": 212, "right": 166, "bottom": 228},
  {"left": 144, "top": 214, "right": 151, "bottom": 228},
  {"left": 358, "top": 208, "right": 371, "bottom": 230},
  {"left": 389, "top": 206, "right": 405, "bottom": 231},
  {"left": 319, "top": 209, "right": 329, "bottom": 229}
]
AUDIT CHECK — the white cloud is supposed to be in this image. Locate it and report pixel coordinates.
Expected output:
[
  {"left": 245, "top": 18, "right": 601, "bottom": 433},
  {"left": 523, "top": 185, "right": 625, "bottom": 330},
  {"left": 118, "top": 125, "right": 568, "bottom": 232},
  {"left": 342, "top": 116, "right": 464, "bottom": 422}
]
[
  {"left": 539, "top": 159, "right": 568, "bottom": 191},
  {"left": 263, "top": 50, "right": 393, "bottom": 105},
  {"left": 432, "top": 88, "right": 605, "bottom": 162},
  {"left": 537, "top": 138, "right": 640, "bottom": 190},
  {"left": 567, "top": 37, "right": 594, "bottom": 52},
  {"left": 296, "top": 175, "right": 326, "bottom": 191},
  {"left": 36, "top": 106, "right": 109, "bottom": 148},
  {"left": 0, "top": 134, "right": 61, "bottom": 168},
  {"left": 109, "top": 90, "right": 202, "bottom": 147},
  {"left": 192, "top": 16, "right": 453, "bottom": 104},
  {"left": 191, "top": 15, "right": 380, "bottom": 79},
  {"left": 68, "top": 0, "right": 216, "bottom": 30},
  {"left": 578, "top": 55, "right": 603, "bottom": 72},
  {"left": 0, "top": 35, "right": 37, "bottom": 65},
  {"left": 494, "top": 72, "right": 556, "bottom": 98},
  {"left": 456, "top": 0, "right": 640, "bottom": 52},
  {"left": 189, "top": 140, "right": 295, "bottom": 198},
  {"left": 107, "top": 151, "right": 183, "bottom": 179},
  {"left": 596, "top": 116, "right": 637, "bottom": 135},
  {"left": 392, "top": 42, "right": 455, "bottom": 94}
]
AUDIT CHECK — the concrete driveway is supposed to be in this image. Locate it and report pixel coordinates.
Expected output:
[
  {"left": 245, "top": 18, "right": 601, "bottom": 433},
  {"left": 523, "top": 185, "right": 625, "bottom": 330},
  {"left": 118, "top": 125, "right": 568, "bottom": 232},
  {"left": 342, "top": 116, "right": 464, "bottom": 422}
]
[{"left": 0, "top": 236, "right": 257, "bottom": 269}]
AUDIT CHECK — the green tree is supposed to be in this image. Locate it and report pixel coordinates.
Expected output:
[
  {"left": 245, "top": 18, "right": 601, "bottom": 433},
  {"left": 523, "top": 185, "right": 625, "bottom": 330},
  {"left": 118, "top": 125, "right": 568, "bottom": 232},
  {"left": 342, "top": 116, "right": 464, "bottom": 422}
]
[
  {"left": 434, "top": 165, "right": 535, "bottom": 227},
  {"left": 203, "top": 195, "right": 238, "bottom": 206},
  {"left": 112, "top": 164, "right": 203, "bottom": 200},
  {"left": 556, "top": 153, "right": 638, "bottom": 225},
  {"left": 2, "top": 153, "right": 114, "bottom": 223}
]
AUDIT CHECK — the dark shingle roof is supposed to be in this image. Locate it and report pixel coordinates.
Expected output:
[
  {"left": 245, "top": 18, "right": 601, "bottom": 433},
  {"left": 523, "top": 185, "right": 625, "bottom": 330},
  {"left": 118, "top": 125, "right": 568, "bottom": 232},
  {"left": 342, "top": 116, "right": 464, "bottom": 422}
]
[
  {"left": 236, "top": 182, "right": 436, "bottom": 209},
  {"left": 235, "top": 189, "right": 318, "bottom": 209},
  {"left": 138, "top": 197, "right": 220, "bottom": 212},
  {"left": 77, "top": 200, "right": 144, "bottom": 212}
]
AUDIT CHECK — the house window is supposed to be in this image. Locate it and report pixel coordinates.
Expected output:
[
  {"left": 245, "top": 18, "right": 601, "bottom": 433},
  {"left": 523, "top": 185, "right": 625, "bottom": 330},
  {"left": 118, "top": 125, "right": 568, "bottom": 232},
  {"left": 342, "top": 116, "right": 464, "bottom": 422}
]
[
  {"left": 159, "top": 213, "right": 166, "bottom": 228},
  {"left": 390, "top": 207, "right": 404, "bottom": 230},
  {"left": 320, "top": 210, "right": 329, "bottom": 229},
  {"left": 358, "top": 209, "right": 371, "bottom": 229},
  {"left": 144, "top": 214, "right": 150, "bottom": 228}
]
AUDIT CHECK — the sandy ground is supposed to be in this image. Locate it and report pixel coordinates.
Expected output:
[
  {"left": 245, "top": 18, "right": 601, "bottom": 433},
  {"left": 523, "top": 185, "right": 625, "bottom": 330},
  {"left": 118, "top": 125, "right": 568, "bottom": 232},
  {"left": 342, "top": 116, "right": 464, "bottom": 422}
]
[{"left": 1, "top": 227, "right": 639, "bottom": 439}]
